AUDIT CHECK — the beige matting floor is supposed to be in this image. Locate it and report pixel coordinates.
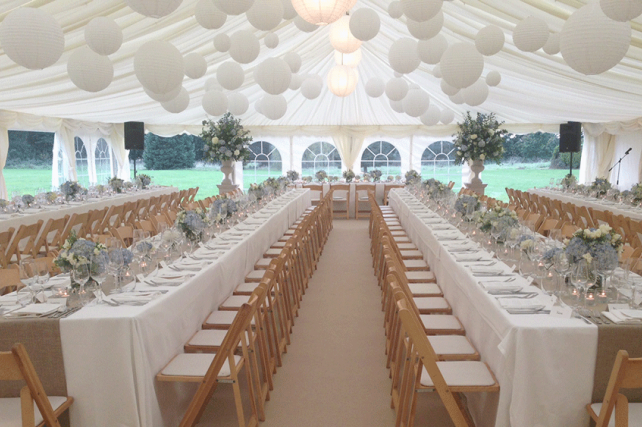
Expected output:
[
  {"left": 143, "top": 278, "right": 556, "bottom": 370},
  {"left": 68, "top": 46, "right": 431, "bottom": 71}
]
[{"left": 197, "top": 219, "right": 454, "bottom": 427}]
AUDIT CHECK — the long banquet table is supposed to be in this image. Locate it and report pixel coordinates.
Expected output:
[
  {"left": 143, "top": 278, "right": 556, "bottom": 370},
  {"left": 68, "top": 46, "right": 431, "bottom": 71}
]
[
  {"left": 389, "top": 189, "right": 597, "bottom": 427},
  {"left": 55, "top": 189, "right": 311, "bottom": 426}
]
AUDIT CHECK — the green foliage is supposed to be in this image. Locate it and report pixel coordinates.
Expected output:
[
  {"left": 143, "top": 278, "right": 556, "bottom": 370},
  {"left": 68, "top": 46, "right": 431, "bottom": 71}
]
[
  {"left": 200, "top": 113, "right": 253, "bottom": 163},
  {"left": 550, "top": 145, "right": 582, "bottom": 169},
  {"left": 143, "top": 133, "right": 196, "bottom": 170},
  {"left": 6, "top": 131, "right": 54, "bottom": 168},
  {"left": 503, "top": 132, "right": 559, "bottom": 162},
  {"left": 129, "top": 149, "right": 144, "bottom": 162},
  {"left": 453, "top": 112, "right": 508, "bottom": 165}
]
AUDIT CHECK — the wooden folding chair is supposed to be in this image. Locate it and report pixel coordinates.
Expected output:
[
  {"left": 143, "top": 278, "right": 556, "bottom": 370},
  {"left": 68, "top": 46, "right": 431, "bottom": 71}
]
[
  {"left": 110, "top": 224, "right": 134, "bottom": 248},
  {"left": 384, "top": 184, "right": 405, "bottom": 205},
  {"left": 85, "top": 207, "right": 107, "bottom": 238},
  {"left": 0, "top": 227, "right": 15, "bottom": 267},
  {"left": 355, "top": 183, "right": 375, "bottom": 219},
  {"left": 60, "top": 212, "right": 91, "bottom": 242},
  {"left": 4, "top": 221, "right": 43, "bottom": 264},
  {"left": 302, "top": 183, "right": 323, "bottom": 206},
  {"left": 330, "top": 183, "right": 350, "bottom": 219},
  {"left": 0, "top": 266, "right": 21, "bottom": 295}
]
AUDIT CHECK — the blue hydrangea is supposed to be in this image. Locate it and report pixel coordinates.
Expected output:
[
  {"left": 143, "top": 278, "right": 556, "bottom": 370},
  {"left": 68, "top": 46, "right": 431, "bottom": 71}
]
[
  {"left": 70, "top": 239, "right": 98, "bottom": 260},
  {"left": 542, "top": 247, "right": 562, "bottom": 263}
]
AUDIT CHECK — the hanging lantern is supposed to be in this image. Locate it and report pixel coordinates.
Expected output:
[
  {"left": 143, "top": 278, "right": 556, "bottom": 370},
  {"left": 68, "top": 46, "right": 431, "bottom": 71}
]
[
  {"left": 389, "top": 38, "right": 420, "bottom": 74},
  {"left": 291, "top": 0, "right": 356, "bottom": 26},
  {"left": 421, "top": 105, "right": 441, "bottom": 126},
  {"left": 349, "top": 8, "right": 380, "bottom": 41},
  {"left": 265, "top": 32, "right": 279, "bottom": 49},
  {"left": 213, "top": 0, "right": 254, "bottom": 15},
  {"left": 260, "top": 94, "right": 287, "bottom": 120},
  {"left": 330, "top": 15, "right": 362, "bottom": 54},
  {"left": 294, "top": 15, "right": 319, "bottom": 32},
  {"left": 202, "top": 90, "right": 228, "bottom": 116},
  {"left": 513, "top": 16, "right": 549, "bottom": 52},
  {"left": 334, "top": 49, "right": 362, "bottom": 67},
  {"left": 216, "top": 61, "right": 244, "bottom": 90},
  {"left": 485, "top": 71, "right": 502, "bottom": 87},
  {"left": 125, "top": 0, "right": 183, "bottom": 18},
  {"left": 213, "top": 33, "right": 231, "bottom": 52},
  {"left": 195, "top": 0, "right": 227, "bottom": 29},
  {"left": 439, "top": 42, "right": 484, "bottom": 89},
  {"left": 67, "top": 46, "right": 113, "bottom": 92},
  {"left": 417, "top": 34, "right": 448, "bottom": 64},
  {"left": 449, "top": 91, "right": 464, "bottom": 105},
  {"left": 162, "top": 87, "right": 190, "bottom": 113},
  {"left": 462, "top": 79, "right": 489, "bottom": 106},
  {"left": 475, "top": 25, "right": 504, "bottom": 56},
  {"left": 301, "top": 76, "right": 323, "bottom": 99},
  {"left": 289, "top": 74, "right": 303, "bottom": 90},
  {"left": 281, "top": 0, "right": 298, "bottom": 19},
  {"left": 246, "top": 0, "right": 283, "bottom": 31},
  {"left": 388, "top": 1, "right": 403, "bottom": 18},
  {"left": 184, "top": 53, "right": 207, "bottom": 79},
  {"left": 134, "top": 40, "right": 184, "bottom": 95},
  {"left": 228, "top": 92, "right": 249, "bottom": 115},
  {"left": 440, "top": 109, "right": 454, "bottom": 124},
  {"left": 600, "top": 0, "right": 642, "bottom": 22},
  {"left": 204, "top": 77, "right": 221, "bottom": 92},
  {"left": 440, "top": 79, "right": 459, "bottom": 96},
  {"left": 283, "top": 52, "right": 303, "bottom": 73},
  {"left": 400, "top": 0, "right": 443, "bottom": 22},
  {"left": 389, "top": 99, "right": 404, "bottom": 113},
  {"left": 85, "top": 17, "right": 122, "bottom": 56},
  {"left": 254, "top": 57, "right": 292, "bottom": 95},
  {"left": 402, "top": 88, "right": 430, "bottom": 117},
  {"left": 327, "top": 65, "right": 358, "bottom": 97},
  {"left": 229, "top": 30, "right": 260, "bottom": 64},
  {"left": 385, "top": 78, "right": 409, "bottom": 101},
  {"left": 543, "top": 33, "right": 560, "bottom": 55},
  {"left": 406, "top": 11, "right": 443, "bottom": 40},
  {"left": 365, "top": 77, "right": 385, "bottom": 97},
  {"left": 432, "top": 64, "right": 441, "bottom": 78}
]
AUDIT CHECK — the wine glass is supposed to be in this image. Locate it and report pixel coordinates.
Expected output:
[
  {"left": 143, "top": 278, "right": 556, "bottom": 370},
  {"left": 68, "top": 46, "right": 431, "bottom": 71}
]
[
  {"left": 491, "top": 223, "right": 503, "bottom": 252},
  {"left": 571, "top": 259, "right": 593, "bottom": 309},
  {"left": 18, "top": 259, "right": 38, "bottom": 305},
  {"left": 108, "top": 247, "right": 124, "bottom": 293},
  {"left": 553, "top": 251, "right": 571, "bottom": 300},
  {"left": 72, "top": 263, "right": 91, "bottom": 306},
  {"left": 90, "top": 253, "right": 108, "bottom": 304}
]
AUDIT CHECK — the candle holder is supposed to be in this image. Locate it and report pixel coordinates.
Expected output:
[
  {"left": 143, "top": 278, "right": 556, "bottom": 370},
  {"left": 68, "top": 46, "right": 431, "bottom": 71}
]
[{"left": 585, "top": 291, "right": 596, "bottom": 307}]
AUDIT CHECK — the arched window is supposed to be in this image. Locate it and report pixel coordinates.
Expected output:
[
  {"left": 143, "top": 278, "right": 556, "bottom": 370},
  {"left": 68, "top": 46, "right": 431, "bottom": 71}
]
[
  {"left": 94, "top": 138, "right": 114, "bottom": 185},
  {"left": 243, "top": 141, "right": 282, "bottom": 184},
  {"left": 301, "top": 141, "right": 342, "bottom": 177},
  {"left": 421, "top": 140, "right": 457, "bottom": 185},
  {"left": 74, "top": 137, "right": 89, "bottom": 188},
  {"left": 360, "top": 141, "right": 401, "bottom": 176}
]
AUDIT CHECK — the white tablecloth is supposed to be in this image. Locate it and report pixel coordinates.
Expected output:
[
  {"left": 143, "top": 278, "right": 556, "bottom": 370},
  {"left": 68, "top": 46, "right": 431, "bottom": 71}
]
[
  {"left": 0, "top": 187, "right": 178, "bottom": 233},
  {"left": 389, "top": 189, "right": 597, "bottom": 427},
  {"left": 297, "top": 182, "right": 391, "bottom": 218},
  {"left": 530, "top": 188, "right": 642, "bottom": 222},
  {"left": 59, "top": 189, "right": 311, "bottom": 427}
]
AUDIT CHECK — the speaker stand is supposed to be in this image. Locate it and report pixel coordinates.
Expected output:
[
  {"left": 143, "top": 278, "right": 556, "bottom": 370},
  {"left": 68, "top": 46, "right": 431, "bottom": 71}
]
[
  {"left": 569, "top": 152, "right": 572, "bottom": 177},
  {"left": 133, "top": 158, "right": 137, "bottom": 180}
]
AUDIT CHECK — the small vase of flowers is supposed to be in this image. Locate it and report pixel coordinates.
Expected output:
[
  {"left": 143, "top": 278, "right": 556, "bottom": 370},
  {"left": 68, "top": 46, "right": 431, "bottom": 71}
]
[{"left": 343, "top": 169, "right": 355, "bottom": 183}]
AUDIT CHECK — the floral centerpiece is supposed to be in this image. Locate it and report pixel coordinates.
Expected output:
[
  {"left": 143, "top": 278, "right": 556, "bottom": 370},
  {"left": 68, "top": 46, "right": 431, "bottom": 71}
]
[
  {"left": 630, "top": 183, "right": 642, "bottom": 202},
  {"left": 454, "top": 194, "right": 480, "bottom": 216},
  {"left": 369, "top": 169, "right": 382, "bottom": 182},
  {"left": 561, "top": 174, "right": 577, "bottom": 189},
  {"left": 453, "top": 112, "right": 507, "bottom": 165},
  {"left": 176, "top": 208, "right": 209, "bottom": 242},
  {"left": 60, "top": 181, "right": 83, "bottom": 201},
  {"left": 54, "top": 231, "right": 108, "bottom": 288},
  {"left": 95, "top": 185, "right": 107, "bottom": 195},
  {"left": 0, "top": 199, "right": 8, "bottom": 209},
  {"left": 363, "top": 174, "right": 371, "bottom": 182},
  {"left": 21, "top": 194, "right": 35, "bottom": 207},
  {"left": 286, "top": 170, "right": 299, "bottom": 182},
  {"left": 564, "top": 224, "right": 623, "bottom": 271},
  {"left": 302, "top": 176, "right": 312, "bottom": 183},
  {"left": 518, "top": 234, "right": 536, "bottom": 251},
  {"left": 277, "top": 176, "right": 289, "bottom": 191},
  {"left": 135, "top": 174, "right": 152, "bottom": 189},
  {"left": 200, "top": 112, "right": 252, "bottom": 163},
  {"left": 210, "top": 195, "right": 238, "bottom": 222},
  {"left": 248, "top": 182, "right": 264, "bottom": 200},
  {"left": 405, "top": 170, "right": 421, "bottom": 186},
  {"left": 387, "top": 175, "right": 394, "bottom": 182},
  {"left": 590, "top": 178, "right": 611, "bottom": 196},
  {"left": 264, "top": 177, "right": 281, "bottom": 192},
  {"left": 315, "top": 170, "right": 327, "bottom": 182},
  {"left": 109, "top": 177, "right": 125, "bottom": 193},
  {"left": 329, "top": 176, "right": 339, "bottom": 182},
  {"left": 343, "top": 169, "right": 355, "bottom": 183},
  {"left": 476, "top": 202, "right": 519, "bottom": 233}
]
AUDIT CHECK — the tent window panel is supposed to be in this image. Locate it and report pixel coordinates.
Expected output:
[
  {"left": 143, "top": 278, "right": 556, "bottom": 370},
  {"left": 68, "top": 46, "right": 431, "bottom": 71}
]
[
  {"left": 74, "top": 137, "right": 90, "bottom": 188},
  {"left": 95, "top": 138, "right": 113, "bottom": 185},
  {"left": 244, "top": 141, "right": 282, "bottom": 184},
  {"left": 421, "top": 141, "right": 457, "bottom": 184},
  {"left": 360, "top": 141, "right": 401, "bottom": 177},
  {"left": 301, "top": 141, "right": 342, "bottom": 178}
]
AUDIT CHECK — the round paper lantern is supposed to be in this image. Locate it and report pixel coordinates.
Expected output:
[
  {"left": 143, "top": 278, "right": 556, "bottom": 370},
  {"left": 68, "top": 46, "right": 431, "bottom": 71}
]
[
  {"left": 294, "top": 15, "right": 319, "bottom": 32},
  {"left": 462, "top": 79, "right": 489, "bottom": 106},
  {"left": 385, "top": 78, "right": 409, "bottom": 101},
  {"left": 301, "top": 76, "right": 322, "bottom": 99},
  {"left": 162, "top": 87, "right": 189, "bottom": 113},
  {"left": 202, "top": 90, "right": 228, "bottom": 116},
  {"left": 255, "top": 57, "right": 292, "bottom": 95},
  {"left": 229, "top": 30, "right": 260, "bottom": 64},
  {"left": 475, "top": 25, "right": 504, "bottom": 56},
  {"left": 327, "top": 65, "right": 358, "bottom": 97},
  {"left": 389, "top": 99, "right": 405, "bottom": 113},
  {"left": 213, "top": 33, "right": 231, "bottom": 52},
  {"left": 440, "top": 79, "right": 459, "bottom": 96},
  {"left": 402, "top": 88, "right": 430, "bottom": 117},
  {"left": 85, "top": 17, "right": 122, "bottom": 56},
  {"left": 283, "top": 52, "right": 302, "bottom": 73},
  {"left": 330, "top": 16, "right": 362, "bottom": 54},
  {"left": 213, "top": 0, "right": 254, "bottom": 15},
  {"left": 349, "top": 8, "right": 380, "bottom": 41},
  {"left": 365, "top": 77, "right": 385, "bottom": 97},
  {"left": 334, "top": 48, "right": 362, "bottom": 67},
  {"left": 265, "top": 32, "right": 279, "bottom": 48},
  {"left": 291, "top": 0, "right": 355, "bottom": 25},
  {"left": 389, "top": 1, "right": 403, "bottom": 18},
  {"left": 449, "top": 91, "right": 464, "bottom": 104},
  {"left": 0, "top": 8, "right": 64, "bottom": 70},
  {"left": 560, "top": 2, "right": 631, "bottom": 75},
  {"left": 67, "top": 46, "right": 113, "bottom": 92},
  {"left": 513, "top": 16, "right": 549, "bottom": 52},
  {"left": 247, "top": 0, "right": 283, "bottom": 31},
  {"left": 600, "top": 0, "right": 642, "bottom": 21},
  {"left": 184, "top": 53, "right": 207, "bottom": 79},
  {"left": 417, "top": 34, "right": 447, "bottom": 64},
  {"left": 440, "top": 109, "right": 454, "bottom": 124},
  {"left": 195, "top": 0, "right": 227, "bottom": 29},
  {"left": 407, "top": 11, "right": 443, "bottom": 40},
  {"left": 400, "top": 0, "right": 443, "bottom": 22},
  {"left": 134, "top": 40, "right": 184, "bottom": 94},
  {"left": 394, "top": 72, "right": 403, "bottom": 78},
  {"left": 420, "top": 104, "right": 441, "bottom": 126},
  {"left": 432, "top": 64, "right": 441, "bottom": 78},
  {"left": 204, "top": 77, "right": 221, "bottom": 92},
  {"left": 228, "top": 92, "right": 249, "bottom": 115},
  {"left": 255, "top": 99, "right": 263, "bottom": 114},
  {"left": 543, "top": 33, "right": 560, "bottom": 55},
  {"left": 146, "top": 85, "right": 182, "bottom": 102},
  {"left": 440, "top": 43, "right": 484, "bottom": 89},
  {"left": 281, "top": 0, "right": 298, "bottom": 19},
  {"left": 126, "top": 0, "right": 183, "bottom": 18},
  {"left": 260, "top": 94, "right": 287, "bottom": 120},
  {"left": 216, "top": 61, "right": 244, "bottom": 90},
  {"left": 289, "top": 74, "right": 303, "bottom": 90},
  {"left": 485, "top": 70, "right": 501, "bottom": 87},
  {"left": 389, "top": 38, "right": 420, "bottom": 74},
  {"left": 408, "top": 83, "right": 419, "bottom": 90}
]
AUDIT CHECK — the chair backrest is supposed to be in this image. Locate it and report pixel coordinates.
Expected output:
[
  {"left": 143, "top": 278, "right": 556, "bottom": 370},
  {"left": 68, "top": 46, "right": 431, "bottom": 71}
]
[
  {"left": 5, "top": 221, "right": 43, "bottom": 263},
  {"left": 86, "top": 207, "right": 107, "bottom": 237},
  {"left": 111, "top": 225, "right": 134, "bottom": 248},
  {"left": 0, "top": 227, "right": 15, "bottom": 267},
  {"left": 61, "top": 211, "right": 91, "bottom": 242},
  {"left": 0, "top": 266, "right": 21, "bottom": 295},
  {"left": 383, "top": 184, "right": 404, "bottom": 205},
  {"left": 302, "top": 184, "right": 323, "bottom": 201}
]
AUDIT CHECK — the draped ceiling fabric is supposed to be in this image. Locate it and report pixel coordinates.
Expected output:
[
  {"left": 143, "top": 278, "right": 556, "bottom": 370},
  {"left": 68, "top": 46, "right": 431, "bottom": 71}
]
[{"left": 1, "top": 0, "right": 642, "bottom": 196}]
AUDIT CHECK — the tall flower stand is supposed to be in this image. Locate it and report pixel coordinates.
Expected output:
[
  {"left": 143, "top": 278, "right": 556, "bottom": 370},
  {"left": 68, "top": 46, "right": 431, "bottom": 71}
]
[
  {"left": 464, "top": 159, "right": 487, "bottom": 196},
  {"left": 217, "top": 159, "right": 239, "bottom": 194}
]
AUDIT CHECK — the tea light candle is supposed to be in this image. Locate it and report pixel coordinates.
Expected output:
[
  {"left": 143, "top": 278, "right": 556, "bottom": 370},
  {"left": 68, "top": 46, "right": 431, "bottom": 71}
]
[
  {"left": 586, "top": 292, "right": 596, "bottom": 305},
  {"left": 598, "top": 290, "right": 608, "bottom": 303}
]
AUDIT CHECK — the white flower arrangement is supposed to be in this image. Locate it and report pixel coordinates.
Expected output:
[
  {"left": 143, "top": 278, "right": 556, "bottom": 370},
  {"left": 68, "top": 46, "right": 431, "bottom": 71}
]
[
  {"left": 201, "top": 112, "right": 252, "bottom": 163},
  {"left": 453, "top": 112, "right": 507, "bottom": 165}
]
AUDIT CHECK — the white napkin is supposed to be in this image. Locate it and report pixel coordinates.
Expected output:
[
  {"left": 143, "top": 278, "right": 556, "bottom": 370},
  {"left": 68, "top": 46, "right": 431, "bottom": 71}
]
[
  {"left": 145, "top": 276, "right": 184, "bottom": 286},
  {"left": 470, "top": 266, "right": 508, "bottom": 276},
  {"left": 498, "top": 298, "right": 546, "bottom": 311},
  {"left": 432, "top": 231, "right": 464, "bottom": 240},
  {"left": 5, "top": 303, "right": 63, "bottom": 317},
  {"left": 107, "top": 292, "right": 161, "bottom": 305},
  {"left": 430, "top": 224, "right": 456, "bottom": 230},
  {"left": 481, "top": 283, "right": 525, "bottom": 294},
  {"left": 453, "top": 253, "right": 488, "bottom": 262},
  {"left": 603, "top": 310, "right": 642, "bottom": 323},
  {"left": 0, "top": 294, "right": 19, "bottom": 306}
]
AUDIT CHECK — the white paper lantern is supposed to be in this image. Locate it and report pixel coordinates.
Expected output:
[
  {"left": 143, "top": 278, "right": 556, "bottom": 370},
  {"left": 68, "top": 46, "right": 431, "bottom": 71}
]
[
  {"left": 202, "top": 90, "right": 228, "bottom": 116},
  {"left": 294, "top": 15, "right": 319, "bottom": 32},
  {"left": 291, "top": 0, "right": 356, "bottom": 25},
  {"left": 67, "top": 46, "right": 113, "bottom": 92},
  {"left": 255, "top": 99, "right": 263, "bottom": 114},
  {"left": 281, "top": 0, "right": 298, "bottom": 19},
  {"left": 162, "top": 87, "right": 190, "bottom": 113},
  {"left": 349, "top": 8, "right": 380, "bottom": 41},
  {"left": 407, "top": 11, "right": 443, "bottom": 40},
  {"left": 389, "top": 1, "right": 404, "bottom": 18},
  {"left": 440, "top": 109, "right": 454, "bottom": 124},
  {"left": 475, "top": 25, "right": 504, "bottom": 56},
  {"left": 543, "top": 33, "right": 560, "bottom": 55},
  {"left": 126, "top": 0, "right": 183, "bottom": 17},
  {"left": 283, "top": 52, "right": 303, "bottom": 73},
  {"left": 255, "top": 57, "right": 292, "bottom": 95},
  {"left": 134, "top": 40, "right": 184, "bottom": 94},
  {"left": 184, "top": 53, "right": 207, "bottom": 79},
  {"left": 390, "top": 99, "right": 405, "bottom": 113},
  {"left": 440, "top": 43, "right": 484, "bottom": 89},
  {"left": 301, "top": 76, "right": 323, "bottom": 99},
  {"left": 195, "top": 0, "right": 227, "bottom": 29},
  {"left": 389, "top": 38, "right": 420, "bottom": 74},
  {"left": 289, "top": 74, "right": 303, "bottom": 90},
  {"left": 462, "top": 79, "right": 489, "bottom": 106},
  {"left": 420, "top": 104, "right": 441, "bottom": 126},
  {"left": 394, "top": 72, "right": 403, "bottom": 78},
  {"left": 213, "top": 0, "right": 254, "bottom": 15},
  {"left": 247, "top": 0, "right": 283, "bottom": 31},
  {"left": 265, "top": 32, "right": 279, "bottom": 48},
  {"left": 327, "top": 65, "right": 358, "bottom": 97},
  {"left": 385, "top": 78, "right": 409, "bottom": 101},
  {"left": 85, "top": 17, "right": 122, "bottom": 56},
  {"left": 334, "top": 49, "right": 362, "bottom": 67},
  {"left": 513, "top": 16, "right": 549, "bottom": 52},
  {"left": 146, "top": 85, "right": 182, "bottom": 102},
  {"left": 440, "top": 79, "right": 459, "bottom": 96},
  {"left": 402, "top": 88, "right": 430, "bottom": 117},
  {"left": 417, "top": 34, "right": 447, "bottom": 64},
  {"left": 432, "top": 64, "right": 441, "bottom": 78},
  {"left": 365, "top": 77, "right": 385, "bottom": 97},
  {"left": 485, "top": 70, "right": 501, "bottom": 87},
  {"left": 408, "top": 83, "right": 419, "bottom": 90},
  {"left": 213, "top": 33, "right": 231, "bottom": 52},
  {"left": 204, "top": 77, "right": 221, "bottom": 92},
  {"left": 0, "top": 8, "right": 64, "bottom": 70},
  {"left": 229, "top": 30, "right": 261, "bottom": 64},
  {"left": 228, "top": 92, "right": 249, "bottom": 115},
  {"left": 400, "top": 0, "right": 443, "bottom": 22},
  {"left": 330, "top": 16, "right": 362, "bottom": 54},
  {"left": 216, "top": 61, "right": 244, "bottom": 90},
  {"left": 260, "top": 94, "right": 287, "bottom": 120},
  {"left": 560, "top": 2, "right": 631, "bottom": 75},
  {"left": 600, "top": 0, "right": 642, "bottom": 21},
  {"left": 449, "top": 91, "right": 464, "bottom": 104}
]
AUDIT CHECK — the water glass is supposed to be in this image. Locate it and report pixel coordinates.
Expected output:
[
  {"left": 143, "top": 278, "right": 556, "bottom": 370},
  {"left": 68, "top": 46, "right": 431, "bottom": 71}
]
[
  {"left": 90, "top": 253, "right": 108, "bottom": 304},
  {"left": 72, "top": 263, "right": 91, "bottom": 306},
  {"left": 630, "top": 283, "right": 642, "bottom": 310},
  {"left": 19, "top": 259, "right": 38, "bottom": 304}
]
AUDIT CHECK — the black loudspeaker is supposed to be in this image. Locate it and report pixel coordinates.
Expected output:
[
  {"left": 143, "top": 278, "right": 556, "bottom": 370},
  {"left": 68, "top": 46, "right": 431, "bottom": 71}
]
[
  {"left": 124, "top": 122, "right": 145, "bottom": 150},
  {"left": 559, "top": 122, "right": 582, "bottom": 153}
]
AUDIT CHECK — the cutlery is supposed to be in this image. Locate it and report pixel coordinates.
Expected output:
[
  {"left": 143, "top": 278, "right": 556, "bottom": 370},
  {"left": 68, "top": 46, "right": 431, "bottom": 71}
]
[
  {"left": 495, "top": 292, "right": 538, "bottom": 299},
  {"left": 506, "top": 308, "right": 550, "bottom": 315}
]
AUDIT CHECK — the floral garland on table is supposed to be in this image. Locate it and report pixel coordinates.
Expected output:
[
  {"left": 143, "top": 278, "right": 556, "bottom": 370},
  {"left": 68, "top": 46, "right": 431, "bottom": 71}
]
[
  {"left": 135, "top": 174, "right": 152, "bottom": 189},
  {"left": 454, "top": 194, "right": 481, "bottom": 216},
  {"left": 405, "top": 170, "right": 421, "bottom": 186},
  {"left": 315, "top": 170, "right": 327, "bottom": 182},
  {"left": 630, "top": 183, "right": 642, "bottom": 202},
  {"left": 286, "top": 170, "right": 299, "bottom": 182},
  {"left": 248, "top": 182, "right": 264, "bottom": 200},
  {"left": 263, "top": 177, "right": 281, "bottom": 192},
  {"left": 200, "top": 112, "right": 253, "bottom": 163},
  {"left": 302, "top": 176, "right": 312, "bottom": 183},
  {"left": 21, "top": 194, "right": 35, "bottom": 207},
  {"left": 329, "top": 176, "right": 339, "bottom": 182},
  {"left": 386, "top": 175, "right": 394, "bottom": 182},
  {"left": 590, "top": 178, "right": 611, "bottom": 196},
  {"left": 343, "top": 169, "right": 355, "bottom": 182},
  {"left": 60, "top": 181, "right": 83, "bottom": 201},
  {"left": 369, "top": 169, "right": 382, "bottom": 182},
  {"left": 564, "top": 224, "right": 623, "bottom": 270},
  {"left": 476, "top": 203, "right": 519, "bottom": 233},
  {"left": 453, "top": 111, "right": 507, "bottom": 165},
  {"left": 560, "top": 174, "right": 577, "bottom": 189},
  {"left": 210, "top": 195, "right": 238, "bottom": 222},
  {"left": 109, "top": 177, "right": 125, "bottom": 193},
  {"left": 176, "top": 208, "right": 210, "bottom": 242},
  {"left": 54, "top": 231, "right": 108, "bottom": 273}
]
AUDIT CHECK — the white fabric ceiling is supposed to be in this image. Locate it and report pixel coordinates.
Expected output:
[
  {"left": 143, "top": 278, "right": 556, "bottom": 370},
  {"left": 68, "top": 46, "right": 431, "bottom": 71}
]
[{"left": 1, "top": 0, "right": 642, "bottom": 128}]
